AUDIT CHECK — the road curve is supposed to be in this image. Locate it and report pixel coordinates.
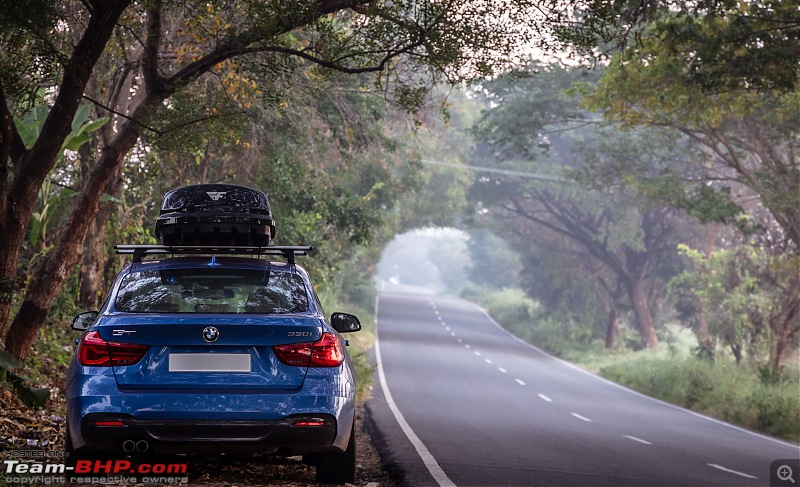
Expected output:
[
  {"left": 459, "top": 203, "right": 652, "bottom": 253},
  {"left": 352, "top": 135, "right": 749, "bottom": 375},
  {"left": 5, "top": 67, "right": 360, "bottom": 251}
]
[{"left": 367, "top": 292, "right": 800, "bottom": 487}]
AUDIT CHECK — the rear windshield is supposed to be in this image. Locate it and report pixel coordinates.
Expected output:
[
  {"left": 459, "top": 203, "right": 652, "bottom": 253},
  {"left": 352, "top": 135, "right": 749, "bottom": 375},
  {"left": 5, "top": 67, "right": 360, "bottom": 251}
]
[{"left": 115, "top": 268, "right": 308, "bottom": 314}]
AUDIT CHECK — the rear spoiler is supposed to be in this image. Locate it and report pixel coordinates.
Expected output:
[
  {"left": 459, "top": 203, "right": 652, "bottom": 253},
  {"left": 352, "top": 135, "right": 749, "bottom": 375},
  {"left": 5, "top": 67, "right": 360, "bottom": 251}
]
[{"left": 114, "top": 244, "right": 312, "bottom": 264}]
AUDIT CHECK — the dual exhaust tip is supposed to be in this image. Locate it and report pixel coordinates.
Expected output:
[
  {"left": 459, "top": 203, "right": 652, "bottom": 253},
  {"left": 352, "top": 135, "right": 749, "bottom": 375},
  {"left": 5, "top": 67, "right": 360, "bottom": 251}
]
[{"left": 122, "top": 439, "right": 149, "bottom": 453}]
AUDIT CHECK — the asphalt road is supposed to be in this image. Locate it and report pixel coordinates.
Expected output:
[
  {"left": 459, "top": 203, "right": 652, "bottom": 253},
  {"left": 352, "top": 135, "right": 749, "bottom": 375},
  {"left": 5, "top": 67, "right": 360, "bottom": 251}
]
[{"left": 367, "top": 292, "right": 800, "bottom": 487}]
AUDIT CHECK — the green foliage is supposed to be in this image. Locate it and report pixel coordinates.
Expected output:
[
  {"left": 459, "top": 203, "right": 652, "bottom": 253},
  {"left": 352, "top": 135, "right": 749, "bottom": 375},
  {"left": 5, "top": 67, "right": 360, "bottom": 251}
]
[
  {"left": 468, "top": 62, "right": 693, "bottom": 348},
  {"left": 669, "top": 244, "right": 800, "bottom": 369},
  {"left": 465, "top": 286, "right": 617, "bottom": 356},
  {"left": 475, "top": 287, "right": 537, "bottom": 328},
  {"left": 13, "top": 104, "right": 109, "bottom": 248},
  {"left": 579, "top": 20, "right": 800, "bottom": 253},
  {"left": 554, "top": 0, "right": 799, "bottom": 93},
  {"left": 650, "top": 2, "right": 799, "bottom": 93},
  {"left": 471, "top": 62, "right": 599, "bottom": 162},
  {"left": 14, "top": 103, "right": 109, "bottom": 158},
  {"left": 0, "top": 0, "right": 62, "bottom": 103},
  {"left": 465, "top": 231, "right": 521, "bottom": 289}
]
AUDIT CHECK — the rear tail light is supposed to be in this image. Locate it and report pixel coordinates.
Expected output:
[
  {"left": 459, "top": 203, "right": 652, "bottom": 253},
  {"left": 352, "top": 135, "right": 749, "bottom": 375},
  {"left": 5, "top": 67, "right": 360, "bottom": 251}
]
[
  {"left": 77, "top": 331, "right": 149, "bottom": 366},
  {"left": 293, "top": 420, "right": 326, "bottom": 427},
  {"left": 273, "top": 333, "right": 344, "bottom": 367},
  {"left": 94, "top": 421, "right": 126, "bottom": 427}
]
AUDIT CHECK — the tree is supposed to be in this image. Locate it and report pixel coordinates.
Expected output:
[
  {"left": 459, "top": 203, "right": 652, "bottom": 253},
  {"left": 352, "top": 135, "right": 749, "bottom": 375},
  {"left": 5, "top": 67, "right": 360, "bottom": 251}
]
[
  {"left": 552, "top": 0, "right": 799, "bottom": 93},
  {"left": 570, "top": 6, "right": 799, "bottom": 363},
  {"left": 0, "top": 0, "right": 541, "bottom": 359},
  {"left": 670, "top": 244, "right": 800, "bottom": 370},
  {"left": 466, "top": 231, "right": 522, "bottom": 290},
  {"left": 469, "top": 63, "right": 699, "bottom": 349},
  {"left": 474, "top": 174, "right": 683, "bottom": 348}
]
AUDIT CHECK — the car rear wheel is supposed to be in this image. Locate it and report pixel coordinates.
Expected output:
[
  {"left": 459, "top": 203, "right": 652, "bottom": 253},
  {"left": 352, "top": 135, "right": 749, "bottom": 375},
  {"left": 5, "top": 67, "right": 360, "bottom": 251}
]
[{"left": 314, "top": 419, "right": 356, "bottom": 484}]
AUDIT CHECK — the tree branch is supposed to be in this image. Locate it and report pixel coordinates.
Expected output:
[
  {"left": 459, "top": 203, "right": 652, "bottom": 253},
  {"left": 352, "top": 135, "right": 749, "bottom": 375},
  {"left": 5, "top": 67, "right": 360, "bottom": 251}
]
[
  {"left": 142, "top": 0, "right": 162, "bottom": 93},
  {"left": 82, "top": 95, "right": 161, "bottom": 134},
  {"left": 0, "top": 82, "right": 26, "bottom": 162}
]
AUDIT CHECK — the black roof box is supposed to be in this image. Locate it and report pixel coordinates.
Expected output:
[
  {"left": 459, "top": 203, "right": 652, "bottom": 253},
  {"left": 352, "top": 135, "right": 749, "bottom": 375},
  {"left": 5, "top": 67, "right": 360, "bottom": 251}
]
[{"left": 154, "top": 184, "right": 276, "bottom": 246}]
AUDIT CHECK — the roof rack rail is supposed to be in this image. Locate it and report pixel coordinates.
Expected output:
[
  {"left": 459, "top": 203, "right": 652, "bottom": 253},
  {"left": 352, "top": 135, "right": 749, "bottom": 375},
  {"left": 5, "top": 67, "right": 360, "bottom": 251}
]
[{"left": 114, "top": 244, "right": 312, "bottom": 264}]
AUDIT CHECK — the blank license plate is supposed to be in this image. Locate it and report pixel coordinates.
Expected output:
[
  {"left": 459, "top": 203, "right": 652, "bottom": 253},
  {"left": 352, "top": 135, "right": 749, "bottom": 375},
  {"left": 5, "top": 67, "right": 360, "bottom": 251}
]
[{"left": 169, "top": 353, "right": 251, "bottom": 372}]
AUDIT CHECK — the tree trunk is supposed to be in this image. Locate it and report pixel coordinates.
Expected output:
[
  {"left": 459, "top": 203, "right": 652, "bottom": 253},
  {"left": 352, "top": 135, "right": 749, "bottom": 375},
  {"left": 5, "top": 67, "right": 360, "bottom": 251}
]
[
  {"left": 78, "top": 219, "right": 103, "bottom": 309},
  {"left": 0, "top": 1, "right": 130, "bottom": 337},
  {"left": 79, "top": 167, "right": 122, "bottom": 309},
  {"left": 627, "top": 278, "right": 659, "bottom": 349},
  {"left": 4, "top": 112, "right": 142, "bottom": 360},
  {"left": 605, "top": 306, "right": 619, "bottom": 349},
  {"left": 0, "top": 229, "right": 25, "bottom": 338},
  {"left": 694, "top": 300, "right": 714, "bottom": 351}
]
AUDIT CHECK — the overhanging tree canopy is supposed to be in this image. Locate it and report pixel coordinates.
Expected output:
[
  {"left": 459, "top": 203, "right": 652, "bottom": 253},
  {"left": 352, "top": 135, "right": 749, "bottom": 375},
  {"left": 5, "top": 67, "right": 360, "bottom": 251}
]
[{"left": 0, "top": 0, "right": 543, "bottom": 359}]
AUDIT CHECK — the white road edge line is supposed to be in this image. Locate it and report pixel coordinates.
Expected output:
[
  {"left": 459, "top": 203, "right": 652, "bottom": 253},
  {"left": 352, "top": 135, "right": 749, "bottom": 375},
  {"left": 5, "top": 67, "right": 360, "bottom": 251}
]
[
  {"left": 375, "top": 297, "right": 456, "bottom": 487},
  {"left": 623, "top": 435, "right": 652, "bottom": 445},
  {"left": 515, "top": 378, "right": 526, "bottom": 386},
  {"left": 475, "top": 305, "right": 800, "bottom": 450},
  {"left": 707, "top": 464, "right": 757, "bottom": 479},
  {"left": 537, "top": 394, "right": 552, "bottom": 402},
  {"left": 571, "top": 413, "right": 592, "bottom": 422}
]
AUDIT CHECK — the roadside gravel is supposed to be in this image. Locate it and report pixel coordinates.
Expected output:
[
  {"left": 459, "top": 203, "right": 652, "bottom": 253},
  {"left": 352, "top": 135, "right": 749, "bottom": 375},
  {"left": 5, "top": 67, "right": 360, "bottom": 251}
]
[{"left": 0, "top": 387, "right": 394, "bottom": 486}]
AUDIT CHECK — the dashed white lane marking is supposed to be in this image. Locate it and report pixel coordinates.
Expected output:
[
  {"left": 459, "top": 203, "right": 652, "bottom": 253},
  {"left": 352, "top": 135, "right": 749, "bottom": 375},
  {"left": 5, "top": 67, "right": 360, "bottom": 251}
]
[
  {"left": 457, "top": 338, "right": 463, "bottom": 343},
  {"left": 514, "top": 378, "right": 526, "bottom": 386},
  {"left": 474, "top": 351, "right": 481, "bottom": 356},
  {"left": 476, "top": 305, "right": 800, "bottom": 451},
  {"left": 623, "top": 435, "right": 652, "bottom": 445},
  {"left": 376, "top": 300, "right": 455, "bottom": 487},
  {"left": 498, "top": 367, "right": 507, "bottom": 373},
  {"left": 465, "top": 344, "right": 470, "bottom": 349},
  {"left": 707, "top": 464, "right": 757, "bottom": 479},
  {"left": 450, "top": 332, "right": 456, "bottom": 337},
  {"left": 485, "top": 359, "right": 492, "bottom": 364},
  {"left": 537, "top": 394, "right": 552, "bottom": 402},
  {"left": 571, "top": 413, "right": 592, "bottom": 422},
  {"left": 445, "top": 326, "right": 450, "bottom": 331}
]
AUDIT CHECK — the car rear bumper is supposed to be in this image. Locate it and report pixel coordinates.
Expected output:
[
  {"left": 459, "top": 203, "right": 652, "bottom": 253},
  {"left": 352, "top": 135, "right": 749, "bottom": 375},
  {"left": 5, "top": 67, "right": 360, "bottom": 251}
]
[
  {"left": 78, "top": 413, "right": 337, "bottom": 455},
  {"left": 66, "top": 368, "right": 356, "bottom": 455}
]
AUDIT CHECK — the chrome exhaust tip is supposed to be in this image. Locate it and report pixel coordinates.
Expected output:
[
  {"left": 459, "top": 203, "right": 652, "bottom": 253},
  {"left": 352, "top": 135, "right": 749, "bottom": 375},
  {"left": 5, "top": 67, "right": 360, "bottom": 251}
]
[
  {"left": 122, "top": 440, "right": 136, "bottom": 453},
  {"left": 135, "top": 440, "right": 149, "bottom": 452}
]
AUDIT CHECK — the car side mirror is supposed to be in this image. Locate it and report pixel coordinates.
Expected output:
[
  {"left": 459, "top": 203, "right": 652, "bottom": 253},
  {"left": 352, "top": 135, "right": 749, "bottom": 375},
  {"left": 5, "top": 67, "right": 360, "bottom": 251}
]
[
  {"left": 72, "top": 311, "right": 99, "bottom": 331},
  {"left": 331, "top": 312, "right": 361, "bottom": 333}
]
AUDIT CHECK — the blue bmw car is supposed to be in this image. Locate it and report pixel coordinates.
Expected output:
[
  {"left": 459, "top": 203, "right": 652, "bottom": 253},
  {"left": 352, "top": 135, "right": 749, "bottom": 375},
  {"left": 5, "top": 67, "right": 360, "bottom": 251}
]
[{"left": 65, "top": 245, "right": 361, "bottom": 484}]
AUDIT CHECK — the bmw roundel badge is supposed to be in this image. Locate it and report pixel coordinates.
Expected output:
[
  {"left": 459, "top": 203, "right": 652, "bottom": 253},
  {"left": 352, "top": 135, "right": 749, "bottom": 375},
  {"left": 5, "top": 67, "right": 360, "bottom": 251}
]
[{"left": 203, "top": 326, "right": 220, "bottom": 343}]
